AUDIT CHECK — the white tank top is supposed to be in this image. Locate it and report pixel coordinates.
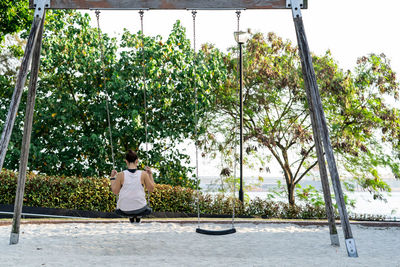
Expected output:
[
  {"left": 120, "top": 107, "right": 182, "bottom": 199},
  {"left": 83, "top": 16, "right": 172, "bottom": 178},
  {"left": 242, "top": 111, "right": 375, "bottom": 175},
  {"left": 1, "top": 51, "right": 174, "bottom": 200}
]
[{"left": 117, "top": 170, "right": 147, "bottom": 211}]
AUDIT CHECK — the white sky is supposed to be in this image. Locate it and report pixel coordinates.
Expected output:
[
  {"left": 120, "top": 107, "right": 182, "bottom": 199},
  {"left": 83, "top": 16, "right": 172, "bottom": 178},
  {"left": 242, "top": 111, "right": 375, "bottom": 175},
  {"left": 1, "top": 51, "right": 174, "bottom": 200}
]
[
  {"left": 85, "top": 0, "right": 400, "bottom": 73},
  {"left": 83, "top": 0, "right": 400, "bottom": 178}
]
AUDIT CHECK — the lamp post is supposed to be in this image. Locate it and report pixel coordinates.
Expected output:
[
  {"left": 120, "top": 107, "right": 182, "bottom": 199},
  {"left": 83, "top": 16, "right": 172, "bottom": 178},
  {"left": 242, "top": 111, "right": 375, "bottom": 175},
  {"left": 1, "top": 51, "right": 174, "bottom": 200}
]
[{"left": 234, "top": 31, "right": 249, "bottom": 202}]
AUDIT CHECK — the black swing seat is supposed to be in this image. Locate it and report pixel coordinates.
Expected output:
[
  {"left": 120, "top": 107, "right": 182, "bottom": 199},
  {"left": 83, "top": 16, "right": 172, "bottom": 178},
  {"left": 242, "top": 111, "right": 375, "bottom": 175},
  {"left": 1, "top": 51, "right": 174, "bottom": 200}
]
[
  {"left": 115, "top": 206, "right": 152, "bottom": 218},
  {"left": 196, "top": 227, "right": 236, "bottom": 235}
]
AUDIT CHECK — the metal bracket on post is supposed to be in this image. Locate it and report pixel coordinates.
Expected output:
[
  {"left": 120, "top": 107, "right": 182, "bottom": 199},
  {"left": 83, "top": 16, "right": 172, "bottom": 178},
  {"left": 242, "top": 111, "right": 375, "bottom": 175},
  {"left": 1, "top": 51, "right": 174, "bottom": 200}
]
[
  {"left": 287, "top": 0, "right": 303, "bottom": 18},
  {"left": 10, "top": 233, "right": 19, "bottom": 245},
  {"left": 330, "top": 234, "right": 340, "bottom": 247},
  {"left": 33, "top": 0, "right": 50, "bottom": 19},
  {"left": 345, "top": 238, "right": 358, "bottom": 257}
]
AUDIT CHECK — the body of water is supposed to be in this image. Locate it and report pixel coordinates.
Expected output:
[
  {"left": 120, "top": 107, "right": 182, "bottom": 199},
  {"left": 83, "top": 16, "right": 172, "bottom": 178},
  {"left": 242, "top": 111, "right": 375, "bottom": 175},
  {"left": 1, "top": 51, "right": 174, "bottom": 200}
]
[
  {"left": 199, "top": 176, "right": 400, "bottom": 218},
  {"left": 247, "top": 191, "right": 400, "bottom": 218}
]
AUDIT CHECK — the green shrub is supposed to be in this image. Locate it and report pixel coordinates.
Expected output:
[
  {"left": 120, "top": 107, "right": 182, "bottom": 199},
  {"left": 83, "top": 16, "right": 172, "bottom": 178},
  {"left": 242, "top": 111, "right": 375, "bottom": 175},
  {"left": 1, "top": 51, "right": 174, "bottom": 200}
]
[
  {"left": 0, "top": 169, "right": 385, "bottom": 220},
  {"left": 0, "top": 169, "right": 202, "bottom": 213},
  {"left": 300, "top": 204, "right": 328, "bottom": 219},
  {"left": 245, "top": 197, "right": 280, "bottom": 218},
  {"left": 150, "top": 184, "right": 197, "bottom": 213},
  {"left": 279, "top": 203, "right": 303, "bottom": 219},
  {"left": 0, "top": 169, "right": 116, "bottom": 212}
]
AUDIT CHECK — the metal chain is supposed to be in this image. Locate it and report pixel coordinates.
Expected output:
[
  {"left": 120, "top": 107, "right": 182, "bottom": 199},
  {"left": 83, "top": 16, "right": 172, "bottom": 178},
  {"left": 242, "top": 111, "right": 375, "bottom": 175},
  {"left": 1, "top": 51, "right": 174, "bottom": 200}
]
[
  {"left": 95, "top": 10, "right": 115, "bottom": 170},
  {"left": 236, "top": 10, "right": 241, "bottom": 32},
  {"left": 139, "top": 10, "right": 151, "bottom": 205},
  {"left": 191, "top": 10, "right": 201, "bottom": 228},
  {"left": 139, "top": 10, "right": 149, "bottom": 163}
]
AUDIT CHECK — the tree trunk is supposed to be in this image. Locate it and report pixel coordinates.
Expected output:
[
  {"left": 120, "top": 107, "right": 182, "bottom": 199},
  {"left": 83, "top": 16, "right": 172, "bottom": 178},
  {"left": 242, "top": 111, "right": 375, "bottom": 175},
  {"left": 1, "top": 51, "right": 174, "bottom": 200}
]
[
  {"left": 288, "top": 182, "right": 295, "bottom": 206},
  {"left": 283, "top": 165, "right": 295, "bottom": 206}
]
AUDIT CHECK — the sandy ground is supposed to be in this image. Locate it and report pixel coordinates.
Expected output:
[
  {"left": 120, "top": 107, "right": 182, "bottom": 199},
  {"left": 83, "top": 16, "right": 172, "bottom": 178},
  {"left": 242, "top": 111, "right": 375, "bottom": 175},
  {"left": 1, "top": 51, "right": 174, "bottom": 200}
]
[{"left": 0, "top": 221, "right": 399, "bottom": 267}]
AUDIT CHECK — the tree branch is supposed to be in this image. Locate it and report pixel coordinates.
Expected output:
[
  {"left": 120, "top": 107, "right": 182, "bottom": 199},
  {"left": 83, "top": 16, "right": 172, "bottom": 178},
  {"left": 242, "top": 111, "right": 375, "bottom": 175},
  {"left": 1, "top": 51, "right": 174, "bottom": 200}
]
[
  {"left": 294, "top": 159, "right": 319, "bottom": 185},
  {"left": 293, "top": 144, "right": 315, "bottom": 180}
]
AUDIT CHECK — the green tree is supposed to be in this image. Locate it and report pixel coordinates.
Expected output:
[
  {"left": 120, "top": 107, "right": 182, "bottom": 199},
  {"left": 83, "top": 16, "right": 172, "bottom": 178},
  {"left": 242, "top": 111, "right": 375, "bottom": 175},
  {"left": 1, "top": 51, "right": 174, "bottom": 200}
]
[
  {"left": 104, "top": 21, "right": 226, "bottom": 186},
  {"left": 208, "top": 32, "right": 400, "bottom": 205},
  {"left": 0, "top": 11, "right": 227, "bottom": 189},
  {"left": 0, "top": 0, "right": 32, "bottom": 43}
]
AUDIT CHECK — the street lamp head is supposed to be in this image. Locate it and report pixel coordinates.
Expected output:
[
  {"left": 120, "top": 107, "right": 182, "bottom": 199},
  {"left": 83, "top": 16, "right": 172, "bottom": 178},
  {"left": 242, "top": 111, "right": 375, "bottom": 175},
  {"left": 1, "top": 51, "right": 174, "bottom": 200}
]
[{"left": 234, "top": 31, "right": 249, "bottom": 44}]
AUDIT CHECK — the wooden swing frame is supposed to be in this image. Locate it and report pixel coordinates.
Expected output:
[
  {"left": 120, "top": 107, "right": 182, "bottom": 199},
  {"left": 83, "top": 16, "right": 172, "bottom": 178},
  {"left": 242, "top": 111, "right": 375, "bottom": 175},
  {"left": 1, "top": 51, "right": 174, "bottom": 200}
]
[
  {"left": 0, "top": 0, "right": 358, "bottom": 258},
  {"left": 29, "top": 0, "right": 307, "bottom": 10}
]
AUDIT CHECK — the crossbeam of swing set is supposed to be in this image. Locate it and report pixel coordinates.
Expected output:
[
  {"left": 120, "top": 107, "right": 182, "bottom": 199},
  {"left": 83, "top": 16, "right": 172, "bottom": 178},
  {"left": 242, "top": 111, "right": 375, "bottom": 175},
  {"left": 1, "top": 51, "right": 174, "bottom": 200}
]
[{"left": 29, "top": 0, "right": 307, "bottom": 10}]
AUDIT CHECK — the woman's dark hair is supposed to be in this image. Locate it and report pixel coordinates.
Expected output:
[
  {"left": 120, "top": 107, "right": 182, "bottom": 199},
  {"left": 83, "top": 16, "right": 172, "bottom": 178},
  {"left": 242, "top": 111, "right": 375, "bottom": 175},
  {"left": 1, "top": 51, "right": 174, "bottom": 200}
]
[{"left": 126, "top": 150, "right": 138, "bottom": 163}]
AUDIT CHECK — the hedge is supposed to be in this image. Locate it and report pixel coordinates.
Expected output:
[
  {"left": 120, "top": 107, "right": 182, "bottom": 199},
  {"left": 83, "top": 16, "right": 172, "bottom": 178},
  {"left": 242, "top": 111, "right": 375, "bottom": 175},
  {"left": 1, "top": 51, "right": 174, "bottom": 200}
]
[
  {"left": 0, "top": 169, "right": 328, "bottom": 219},
  {"left": 0, "top": 169, "right": 116, "bottom": 212}
]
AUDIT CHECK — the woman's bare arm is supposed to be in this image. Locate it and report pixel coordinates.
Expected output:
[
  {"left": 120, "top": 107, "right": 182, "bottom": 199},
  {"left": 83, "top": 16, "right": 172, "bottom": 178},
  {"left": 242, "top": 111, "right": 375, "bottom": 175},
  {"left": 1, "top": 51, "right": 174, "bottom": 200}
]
[
  {"left": 110, "top": 171, "right": 124, "bottom": 195},
  {"left": 142, "top": 167, "right": 155, "bottom": 193}
]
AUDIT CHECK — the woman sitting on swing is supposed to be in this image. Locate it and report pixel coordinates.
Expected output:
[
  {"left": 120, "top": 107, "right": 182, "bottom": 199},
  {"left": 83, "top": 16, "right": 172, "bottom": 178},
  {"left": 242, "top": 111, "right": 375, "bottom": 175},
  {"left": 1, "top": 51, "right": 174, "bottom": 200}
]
[{"left": 109, "top": 150, "right": 155, "bottom": 223}]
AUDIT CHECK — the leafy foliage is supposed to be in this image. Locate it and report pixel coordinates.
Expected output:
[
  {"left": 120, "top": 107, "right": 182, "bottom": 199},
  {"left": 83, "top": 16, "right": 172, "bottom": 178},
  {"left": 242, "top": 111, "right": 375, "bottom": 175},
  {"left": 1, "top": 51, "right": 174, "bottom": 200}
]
[
  {"left": 206, "top": 32, "right": 400, "bottom": 205},
  {"left": 0, "top": 12, "right": 226, "bottom": 188},
  {"left": 326, "top": 54, "right": 400, "bottom": 200},
  {"left": 266, "top": 180, "right": 356, "bottom": 211},
  {"left": 0, "top": 169, "right": 116, "bottom": 211},
  {"left": 1, "top": 8, "right": 399, "bottom": 208},
  {"left": 0, "top": 0, "right": 32, "bottom": 43}
]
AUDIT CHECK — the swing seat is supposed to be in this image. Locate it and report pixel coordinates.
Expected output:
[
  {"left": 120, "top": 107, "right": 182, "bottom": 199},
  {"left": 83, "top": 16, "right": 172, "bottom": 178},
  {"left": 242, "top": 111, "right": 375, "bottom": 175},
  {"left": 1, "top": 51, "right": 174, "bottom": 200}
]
[
  {"left": 115, "top": 205, "right": 152, "bottom": 218},
  {"left": 196, "top": 227, "right": 236, "bottom": 235}
]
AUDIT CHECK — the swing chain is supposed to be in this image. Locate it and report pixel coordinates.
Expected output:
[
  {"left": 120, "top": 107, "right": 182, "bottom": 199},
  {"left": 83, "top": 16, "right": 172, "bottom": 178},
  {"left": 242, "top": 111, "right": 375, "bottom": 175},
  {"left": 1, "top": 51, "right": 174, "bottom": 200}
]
[
  {"left": 191, "top": 10, "right": 201, "bottom": 227},
  {"left": 192, "top": 10, "right": 197, "bottom": 53},
  {"left": 192, "top": 9, "right": 237, "bottom": 231},
  {"left": 138, "top": 10, "right": 151, "bottom": 205},
  {"left": 95, "top": 10, "right": 116, "bottom": 170},
  {"left": 139, "top": 10, "right": 148, "bottom": 162},
  {"left": 236, "top": 10, "right": 241, "bottom": 32}
]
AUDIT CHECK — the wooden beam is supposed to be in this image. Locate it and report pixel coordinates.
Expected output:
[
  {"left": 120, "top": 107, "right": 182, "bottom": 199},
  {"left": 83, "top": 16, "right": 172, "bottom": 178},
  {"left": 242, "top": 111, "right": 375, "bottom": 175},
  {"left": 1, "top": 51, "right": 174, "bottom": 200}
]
[
  {"left": 29, "top": 0, "right": 307, "bottom": 10},
  {"left": 9, "top": 13, "right": 46, "bottom": 245},
  {"left": 292, "top": 12, "right": 358, "bottom": 257},
  {"left": 303, "top": 73, "right": 339, "bottom": 246},
  {"left": 0, "top": 16, "right": 43, "bottom": 171}
]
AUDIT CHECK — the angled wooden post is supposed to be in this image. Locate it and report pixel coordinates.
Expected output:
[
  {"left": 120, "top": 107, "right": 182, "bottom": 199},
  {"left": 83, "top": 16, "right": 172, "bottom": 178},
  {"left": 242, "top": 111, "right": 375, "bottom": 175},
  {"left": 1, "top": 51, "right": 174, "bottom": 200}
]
[
  {"left": 0, "top": 17, "right": 43, "bottom": 170},
  {"left": 289, "top": 0, "right": 358, "bottom": 257},
  {"left": 304, "top": 72, "right": 339, "bottom": 247},
  {"left": 9, "top": 4, "right": 47, "bottom": 245}
]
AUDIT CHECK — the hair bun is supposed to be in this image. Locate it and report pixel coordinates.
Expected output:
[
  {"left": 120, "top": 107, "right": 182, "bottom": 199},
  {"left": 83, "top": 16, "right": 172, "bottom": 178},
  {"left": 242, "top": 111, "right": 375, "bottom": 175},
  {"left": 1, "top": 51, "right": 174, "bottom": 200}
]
[{"left": 126, "top": 150, "right": 138, "bottom": 163}]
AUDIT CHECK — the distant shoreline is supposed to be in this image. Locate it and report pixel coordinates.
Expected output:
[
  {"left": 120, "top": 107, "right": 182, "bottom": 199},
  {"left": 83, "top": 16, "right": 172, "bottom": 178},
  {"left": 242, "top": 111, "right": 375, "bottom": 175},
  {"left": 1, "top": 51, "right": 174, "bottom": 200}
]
[
  {"left": 199, "top": 176, "right": 400, "bottom": 192},
  {"left": 199, "top": 177, "right": 400, "bottom": 217}
]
